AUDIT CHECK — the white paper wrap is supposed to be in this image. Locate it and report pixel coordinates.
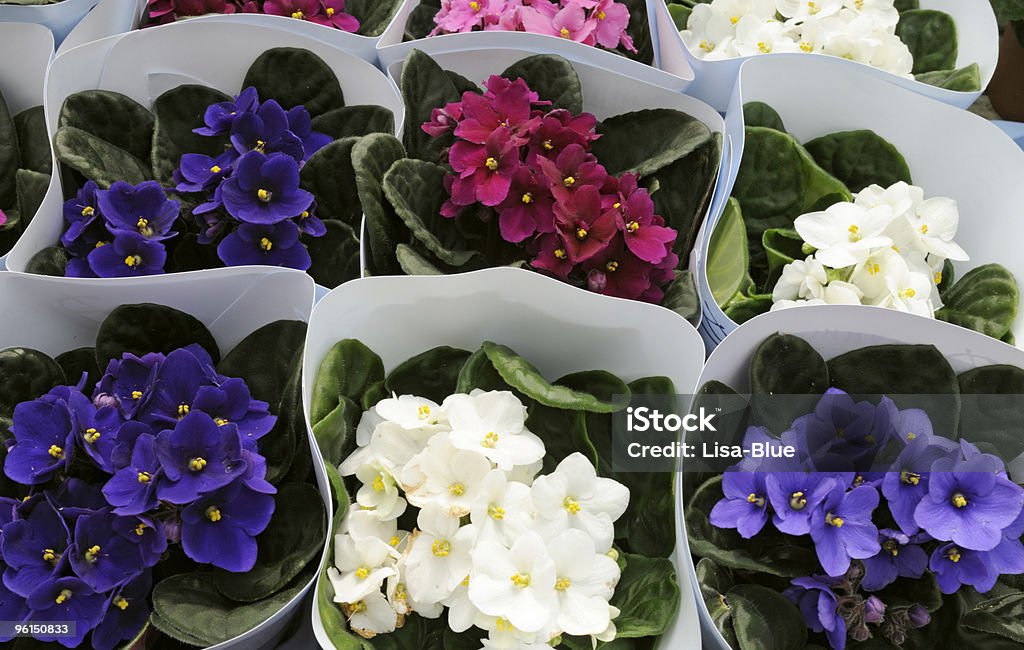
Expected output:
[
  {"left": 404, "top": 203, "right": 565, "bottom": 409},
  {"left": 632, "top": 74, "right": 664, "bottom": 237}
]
[
  {"left": 0, "top": 0, "right": 98, "bottom": 46},
  {"left": 303, "top": 267, "right": 707, "bottom": 648}
]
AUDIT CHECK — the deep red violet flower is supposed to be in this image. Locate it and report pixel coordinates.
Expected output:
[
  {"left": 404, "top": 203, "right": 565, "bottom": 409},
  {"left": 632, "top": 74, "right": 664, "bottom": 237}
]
[{"left": 449, "top": 129, "right": 521, "bottom": 207}]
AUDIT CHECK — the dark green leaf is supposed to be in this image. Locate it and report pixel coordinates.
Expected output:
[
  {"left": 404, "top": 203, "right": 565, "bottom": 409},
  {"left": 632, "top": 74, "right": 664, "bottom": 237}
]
[
  {"left": 915, "top": 63, "right": 983, "bottom": 92},
  {"left": 958, "top": 365, "right": 1024, "bottom": 460},
  {"left": 896, "top": 9, "right": 959, "bottom": 74},
  {"left": 361, "top": 380, "right": 388, "bottom": 412},
  {"left": 662, "top": 270, "right": 700, "bottom": 321},
  {"left": 401, "top": 49, "right": 461, "bottom": 163},
  {"left": 750, "top": 333, "right": 829, "bottom": 434},
  {"left": 58, "top": 90, "right": 155, "bottom": 162},
  {"left": 352, "top": 134, "right": 408, "bottom": 276},
  {"left": 313, "top": 395, "right": 360, "bottom": 467},
  {"left": 936, "top": 264, "right": 1019, "bottom": 340},
  {"left": 262, "top": 347, "right": 304, "bottom": 484},
  {"left": 446, "top": 70, "right": 480, "bottom": 94},
  {"left": 668, "top": 3, "right": 692, "bottom": 30},
  {"left": 723, "top": 291, "right": 773, "bottom": 324},
  {"left": 696, "top": 558, "right": 739, "bottom": 648},
  {"left": 501, "top": 54, "right": 583, "bottom": 114},
  {"left": 0, "top": 348, "right": 65, "bottom": 419},
  {"left": 15, "top": 169, "right": 49, "bottom": 225},
  {"left": 962, "top": 592, "right": 1024, "bottom": 645},
  {"left": 149, "top": 609, "right": 210, "bottom": 646},
  {"left": 529, "top": 405, "right": 595, "bottom": 473},
  {"left": 243, "top": 47, "right": 344, "bottom": 117},
  {"left": 346, "top": 0, "right": 403, "bottom": 36},
  {"left": 482, "top": 341, "right": 628, "bottom": 413},
  {"left": 301, "top": 137, "right": 362, "bottom": 228},
  {"left": 803, "top": 130, "right": 912, "bottom": 193},
  {"left": 895, "top": 0, "right": 919, "bottom": 10},
  {"left": 13, "top": 106, "right": 51, "bottom": 174},
  {"left": 728, "top": 584, "right": 807, "bottom": 650},
  {"left": 307, "top": 219, "right": 362, "bottom": 289},
  {"left": 396, "top": 243, "right": 443, "bottom": 275},
  {"left": 709, "top": 198, "right": 749, "bottom": 306},
  {"left": 592, "top": 109, "right": 712, "bottom": 177},
  {"left": 94, "top": 303, "right": 220, "bottom": 368},
  {"left": 743, "top": 101, "right": 786, "bottom": 132},
  {"left": 385, "top": 346, "right": 471, "bottom": 403},
  {"left": 216, "top": 483, "right": 326, "bottom": 602},
  {"left": 24, "top": 246, "right": 68, "bottom": 276},
  {"left": 54, "top": 126, "right": 152, "bottom": 188},
  {"left": 367, "top": 614, "right": 446, "bottom": 649},
  {"left": 55, "top": 348, "right": 100, "bottom": 397},
  {"left": 311, "top": 339, "right": 385, "bottom": 425},
  {"left": 311, "top": 105, "right": 395, "bottom": 140},
  {"left": 383, "top": 158, "right": 478, "bottom": 267},
  {"left": 0, "top": 90, "right": 22, "bottom": 207},
  {"left": 646, "top": 134, "right": 720, "bottom": 259},
  {"left": 455, "top": 347, "right": 515, "bottom": 394},
  {"left": 216, "top": 320, "right": 307, "bottom": 404},
  {"left": 762, "top": 227, "right": 804, "bottom": 291},
  {"left": 151, "top": 85, "right": 231, "bottom": 185},
  {"left": 403, "top": 1, "right": 439, "bottom": 39},
  {"left": 611, "top": 553, "right": 681, "bottom": 638}
]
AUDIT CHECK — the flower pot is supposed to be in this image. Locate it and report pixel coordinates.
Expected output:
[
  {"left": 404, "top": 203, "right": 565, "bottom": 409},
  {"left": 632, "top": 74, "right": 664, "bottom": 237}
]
[
  {"left": 685, "top": 303, "right": 1024, "bottom": 650},
  {"left": 0, "top": 22, "right": 53, "bottom": 271},
  {"left": 303, "top": 266, "right": 708, "bottom": 648},
  {"left": 0, "top": 266, "right": 326, "bottom": 650},
  {"left": 653, "top": 0, "right": 999, "bottom": 112},
  {"left": 0, "top": 0, "right": 99, "bottom": 46},
  {"left": 375, "top": 0, "right": 693, "bottom": 90},
  {"left": 5, "top": 18, "right": 404, "bottom": 285},
  {"left": 694, "top": 53, "right": 1024, "bottom": 352},
  {"left": 60, "top": 0, "right": 397, "bottom": 63},
  {"left": 988, "top": 23, "right": 1024, "bottom": 122}
]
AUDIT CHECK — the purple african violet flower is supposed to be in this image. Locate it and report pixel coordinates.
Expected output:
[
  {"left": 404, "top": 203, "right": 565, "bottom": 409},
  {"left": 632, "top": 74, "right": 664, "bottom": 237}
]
[
  {"left": 175, "top": 151, "right": 234, "bottom": 194},
  {"left": 91, "top": 570, "right": 151, "bottom": 650},
  {"left": 154, "top": 411, "right": 247, "bottom": 504},
  {"left": 864, "top": 595, "right": 885, "bottom": 624},
  {"left": 913, "top": 452, "right": 1024, "bottom": 551},
  {"left": 861, "top": 528, "right": 928, "bottom": 591},
  {"left": 180, "top": 481, "right": 275, "bottom": 572},
  {"left": 102, "top": 434, "right": 161, "bottom": 516},
  {"left": 220, "top": 151, "right": 314, "bottom": 224},
  {"left": 68, "top": 511, "right": 147, "bottom": 592},
  {"left": 112, "top": 515, "right": 166, "bottom": 568},
  {"left": 908, "top": 603, "right": 930, "bottom": 628},
  {"left": 782, "top": 389, "right": 893, "bottom": 473},
  {"left": 930, "top": 542, "right": 997, "bottom": 593},
  {"left": 50, "top": 477, "right": 108, "bottom": 520},
  {"left": 881, "top": 435, "right": 948, "bottom": 536},
  {"left": 765, "top": 471, "right": 837, "bottom": 536},
  {"left": 94, "top": 352, "right": 162, "bottom": 420},
  {"left": 229, "top": 100, "right": 305, "bottom": 162},
  {"left": 217, "top": 221, "right": 312, "bottom": 270},
  {"left": 87, "top": 231, "right": 167, "bottom": 277},
  {"left": 0, "top": 579, "right": 28, "bottom": 643},
  {"left": 4, "top": 394, "right": 76, "bottom": 485},
  {"left": 1, "top": 497, "right": 70, "bottom": 597},
  {"left": 191, "top": 378, "right": 276, "bottom": 444},
  {"left": 194, "top": 87, "right": 259, "bottom": 137},
  {"left": 295, "top": 201, "right": 326, "bottom": 237},
  {"left": 785, "top": 576, "right": 847, "bottom": 650},
  {"left": 134, "top": 347, "right": 217, "bottom": 428},
  {"left": 710, "top": 470, "right": 769, "bottom": 539},
  {"left": 61, "top": 181, "right": 106, "bottom": 256},
  {"left": 96, "top": 181, "right": 179, "bottom": 241},
  {"left": 72, "top": 405, "right": 123, "bottom": 474},
  {"left": 26, "top": 576, "right": 105, "bottom": 646},
  {"left": 286, "top": 105, "right": 332, "bottom": 159},
  {"left": 809, "top": 484, "right": 881, "bottom": 577}
]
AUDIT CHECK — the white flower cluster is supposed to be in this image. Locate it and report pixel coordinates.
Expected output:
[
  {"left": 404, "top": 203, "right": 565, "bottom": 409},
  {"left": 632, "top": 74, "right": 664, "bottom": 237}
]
[
  {"left": 681, "top": 0, "right": 913, "bottom": 76},
  {"left": 328, "top": 391, "right": 629, "bottom": 649},
  {"left": 772, "top": 181, "right": 968, "bottom": 317}
]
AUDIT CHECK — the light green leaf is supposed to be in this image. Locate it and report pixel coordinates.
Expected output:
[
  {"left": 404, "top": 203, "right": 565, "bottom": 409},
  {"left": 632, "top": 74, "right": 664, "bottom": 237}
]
[
  {"left": 54, "top": 126, "right": 152, "bottom": 188},
  {"left": 709, "top": 198, "right": 749, "bottom": 306},
  {"left": 936, "top": 264, "right": 1019, "bottom": 340},
  {"left": 915, "top": 63, "right": 983, "bottom": 92}
]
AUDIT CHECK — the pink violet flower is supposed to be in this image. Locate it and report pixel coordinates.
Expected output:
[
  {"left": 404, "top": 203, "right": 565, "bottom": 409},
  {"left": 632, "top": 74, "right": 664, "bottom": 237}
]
[
  {"left": 496, "top": 167, "right": 556, "bottom": 243},
  {"left": 310, "top": 0, "right": 359, "bottom": 31},
  {"left": 449, "top": 130, "right": 521, "bottom": 207},
  {"left": 433, "top": 0, "right": 496, "bottom": 34},
  {"left": 455, "top": 80, "right": 541, "bottom": 145},
  {"left": 591, "top": 0, "right": 636, "bottom": 51},
  {"left": 0, "top": 209, "right": 7, "bottom": 228},
  {"left": 583, "top": 237, "right": 653, "bottom": 300},
  {"left": 614, "top": 173, "right": 676, "bottom": 263},
  {"left": 552, "top": 184, "right": 618, "bottom": 263},
  {"left": 423, "top": 102, "right": 464, "bottom": 138},
  {"left": 531, "top": 233, "right": 575, "bottom": 279},
  {"left": 526, "top": 108, "right": 598, "bottom": 165},
  {"left": 535, "top": 144, "right": 608, "bottom": 202},
  {"left": 264, "top": 0, "right": 323, "bottom": 22}
]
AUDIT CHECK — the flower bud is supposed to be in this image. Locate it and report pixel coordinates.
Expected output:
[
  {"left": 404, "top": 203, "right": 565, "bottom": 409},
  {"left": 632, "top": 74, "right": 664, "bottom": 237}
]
[
  {"left": 864, "top": 596, "right": 886, "bottom": 624},
  {"left": 93, "top": 393, "right": 120, "bottom": 409},
  {"left": 587, "top": 270, "right": 607, "bottom": 294},
  {"left": 163, "top": 518, "right": 182, "bottom": 545},
  {"left": 908, "top": 604, "right": 930, "bottom": 628}
]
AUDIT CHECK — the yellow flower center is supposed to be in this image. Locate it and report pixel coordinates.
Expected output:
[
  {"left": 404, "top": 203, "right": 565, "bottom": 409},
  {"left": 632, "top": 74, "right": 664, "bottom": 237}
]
[
  {"left": 131, "top": 390, "right": 143, "bottom": 400},
  {"left": 543, "top": 140, "right": 554, "bottom": 151},
  {"left": 730, "top": 15, "right": 739, "bottom": 24},
  {"left": 137, "top": 471, "right": 151, "bottom": 484},
  {"left": 900, "top": 470, "right": 921, "bottom": 486},
  {"left": 85, "top": 545, "right": 101, "bottom": 563},
  {"left": 598, "top": 10, "right": 606, "bottom": 19},
  {"left": 521, "top": 192, "right": 533, "bottom": 204},
  {"left": 560, "top": 27, "right": 570, "bottom": 38},
  {"left": 257, "top": 188, "right": 272, "bottom": 203},
  {"left": 215, "top": 417, "right": 229, "bottom": 426},
  {"left": 855, "top": 0, "right": 863, "bottom": 7},
  {"left": 563, "top": 176, "right": 576, "bottom": 187},
  {"left": 699, "top": 40, "right": 715, "bottom": 52},
  {"left": 510, "top": 573, "right": 531, "bottom": 588},
  {"left": 883, "top": 539, "right": 900, "bottom": 557},
  {"left": 291, "top": 10, "right": 303, "bottom": 19},
  {"left": 348, "top": 601, "right": 366, "bottom": 614},
  {"left": 55, "top": 589, "right": 72, "bottom": 604},
  {"left": 906, "top": 432, "right": 917, "bottom": 440},
  {"left": 563, "top": 496, "right": 581, "bottom": 515},
  {"left": 326, "top": 6, "right": 334, "bottom": 15},
  {"left": 758, "top": 41, "right": 771, "bottom": 54},
  {"left": 901, "top": 288, "right": 917, "bottom": 299},
  {"left": 355, "top": 566, "right": 370, "bottom": 580},
  {"left": 605, "top": 261, "right": 619, "bottom": 273},
  {"left": 919, "top": 224, "right": 929, "bottom": 235},
  {"left": 952, "top": 493, "right": 968, "bottom": 508},
  {"left": 260, "top": 237, "right": 273, "bottom": 252},
  {"left": 847, "top": 224, "right": 861, "bottom": 242},
  {"left": 82, "top": 206, "right": 95, "bottom": 217},
  {"left": 177, "top": 404, "right": 190, "bottom": 418},
  {"left": 95, "top": 240, "right": 107, "bottom": 248},
  {"left": 189, "top": 457, "right": 207, "bottom": 472},
  {"left": 206, "top": 506, "right": 222, "bottom": 522},
  {"left": 867, "top": 262, "right": 881, "bottom": 276},
  {"left": 135, "top": 523, "right": 146, "bottom": 536},
  {"left": 481, "top": 431, "right": 499, "bottom": 449},
  {"left": 449, "top": 482, "right": 466, "bottom": 497},
  {"left": 553, "top": 248, "right": 567, "bottom": 260},
  {"left": 934, "top": 272, "right": 943, "bottom": 285},
  {"left": 789, "top": 491, "right": 807, "bottom": 511},
  {"left": 747, "top": 493, "right": 765, "bottom": 507},
  {"left": 826, "top": 513, "right": 844, "bottom": 528},
  {"left": 372, "top": 474, "right": 386, "bottom": 492},
  {"left": 115, "top": 597, "right": 129, "bottom": 611},
  {"left": 948, "top": 547, "right": 961, "bottom": 563},
  {"left": 807, "top": 1, "right": 819, "bottom": 13},
  {"left": 124, "top": 255, "right": 142, "bottom": 268},
  {"left": 485, "top": 157, "right": 499, "bottom": 171},
  {"left": 495, "top": 618, "right": 512, "bottom": 632},
  {"left": 418, "top": 405, "right": 431, "bottom": 419},
  {"left": 210, "top": 165, "right": 221, "bottom": 174},
  {"left": 389, "top": 536, "right": 400, "bottom": 547},
  {"left": 42, "top": 548, "right": 57, "bottom": 563},
  {"left": 575, "top": 228, "right": 588, "bottom": 240},
  {"left": 432, "top": 540, "right": 451, "bottom": 557},
  {"left": 84, "top": 428, "right": 101, "bottom": 444},
  {"left": 48, "top": 445, "right": 64, "bottom": 459},
  {"left": 470, "top": 0, "right": 479, "bottom": 10},
  {"left": 137, "top": 218, "right": 152, "bottom": 236},
  {"left": 626, "top": 221, "right": 639, "bottom": 233},
  {"left": 460, "top": 576, "right": 469, "bottom": 588},
  {"left": 488, "top": 504, "right": 506, "bottom": 520},
  {"left": 800, "top": 41, "right": 814, "bottom": 53}
]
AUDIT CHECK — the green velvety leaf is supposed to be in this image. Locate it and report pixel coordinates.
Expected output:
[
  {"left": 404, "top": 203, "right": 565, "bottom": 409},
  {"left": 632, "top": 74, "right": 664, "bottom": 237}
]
[
  {"left": 724, "top": 291, "right": 773, "bottom": 324},
  {"left": 621, "top": 0, "right": 655, "bottom": 65},
  {"left": 482, "top": 341, "right": 628, "bottom": 413},
  {"left": 216, "top": 483, "right": 326, "bottom": 602},
  {"left": 151, "top": 568, "right": 313, "bottom": 646},
  {"left": 367, "top": 614, "right": 446, "bottom": 649},
  {"left": 361, "top": 380, "right": 388, "bottom": 412},
  {"left": 385, "top": 346, "right": 471, "bottom": 403},
  {"left": 94, "top": 303, "right": 220, "bottom": 368},
  {"left": 668, "top": 3, "right": 692, "bottom": 30},
  {"left": 803, "top": 130, "right": 912, "bottom": 193},
  {"left": 55, "top": 347, "right": 100, "bottom": 397},
  {"left": 743, "top": 101, "right": 786, "bottom": 132},
  {"left": 443, "top": 627, "right": 487, "bottom": 650},
  {"left": 149, "top": 609, "right": 210, "bottom": 646},
  {"left": 0, "top": 90, "right": 21, "bottom": 208},
  {"left": 762, "top": 227, "right": 803, "bottom": 291},
  {"left": 897, "top": 9, "right": 958, "bottom": 74},
  {"left": 243, "top": 48, "right": 344, "bottom": 118},
  {"left": 301, "top": 137, "right": 362, "bottom": 228},
  {"left": 936, "top": 264, "right": 1019, "bottom": 340},
  {"left": 592, "top": 109, "right": 712, "bottom": 178},
  {"left": 0, "top": 348, "right": 65, "bottom": 419},
  {"left": 709, "top": 198, "right": 749, "bottom": 306},
  {"left": 396, "top": 243, "right": 443, "bottom": 275},
  {"left": 915, "top": 63, "right": 983, "bottom": 92},
  {"left": 311, "top": 339, "right": 385, "bottom": 425},
  {"left": 216, "top": 320, "right": 307, "bottom": 404},
  {"left": 728, "top": 584, "right": 807, "bottom": 650},
  {"left": 54, "top": 126, "right": 152, "bottom": 188},
  {"left": 401, "top": 49, "right": 461, "bottom": 163},
  {"left": 311, "top": 105, "right": 396, "bottom": 140},
  {"left": 346, "top": 0, "right": 402, "bottom": 36},
  {"left": 383, "top": 158, "right": 478, "bottom": 267},
  {"left": 313, "top": 394, "right": 360, "bottom": 467},
  {"left": 307, "top": 219, "right": 362, "bottom": 289},
  {"left": 15, "top": 169, "right": 49, "bottom": 226},
  {"left": 963, "top": 592, "right": 1024, "bottom": 644},
  {"left": 353, "top": 134, "right": 408, "bottom": 276},
  {"left": 446, "top": 70, "right": 480, "bottom": 95},
  {"left": 456, "top": 347, "right": 515, "bottom": 395},
  {"left": 14, "top": 106, "right": 52, "bottom": 174},
  {"left": 58, "top": 90, "right": 155, "bottom": 163},
  {"left": 696, "top": 558, "right": 739, "bottom": 648},
  {"left": 611, "top": 553, "right": 681, "bottom": 638},
  {"left": 646, "top": 133, "right": 720, "bottom": 259},
  {"left": 24, "top": 246, "right": 68, "bottom": 276},
  {"left": 151, "top": 85, "right": 231, "bottom": 185},
  {"left": 958, "top": 365, "right": 1024, "bottom": 460},
  {"left": 501, "top": 54, "right": 583, "bottom": 114},
  {"left": 750, "top": 333, "right": 830, "bottom": 434},
  {"left": 403, "top": 0, "right": 439, "bottom": 39},
  {"left": 662, "top": 270, "right": 701, "bottom": 321},
  {"left": 529, "top": 404, "right": 595, "bottom": 473},
  {"left": 895, "top": 0, "right": 919, "bottom": 10},
  {"left": 685, "top": 475, "right": 818, "bottom": 577}
]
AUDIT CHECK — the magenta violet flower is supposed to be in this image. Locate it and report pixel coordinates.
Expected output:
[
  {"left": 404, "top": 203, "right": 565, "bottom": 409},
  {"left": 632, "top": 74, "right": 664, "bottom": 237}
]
[
  {"left": 552, "top": 184, "right": 618, "bottom": 263},
  {"left": 449, "top": 129, "right": 521, "bottom": 207},
  {"left": 496, "top": 167, "right": 555, "bottom": 243}
]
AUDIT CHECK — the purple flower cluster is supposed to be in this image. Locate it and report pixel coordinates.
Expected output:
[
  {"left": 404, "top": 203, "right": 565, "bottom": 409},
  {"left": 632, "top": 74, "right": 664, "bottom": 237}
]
[
  {"left": 175, "top": 87, "right": 328, "bottom": 271},
  {"left": 61, "top": 180, "right": 180, "bottom": 278},
  {"left": 425, "top": 76, "right": 679, "bottom": 302},
  {"left": 431, "top": 0, "right": 636, "bottom": 54},
  {"left": 0, "top": 346, "right": 277, "bottom": 648},
  {"left": 710, "top": 388, "right": 1024, "bottom": 650}
]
